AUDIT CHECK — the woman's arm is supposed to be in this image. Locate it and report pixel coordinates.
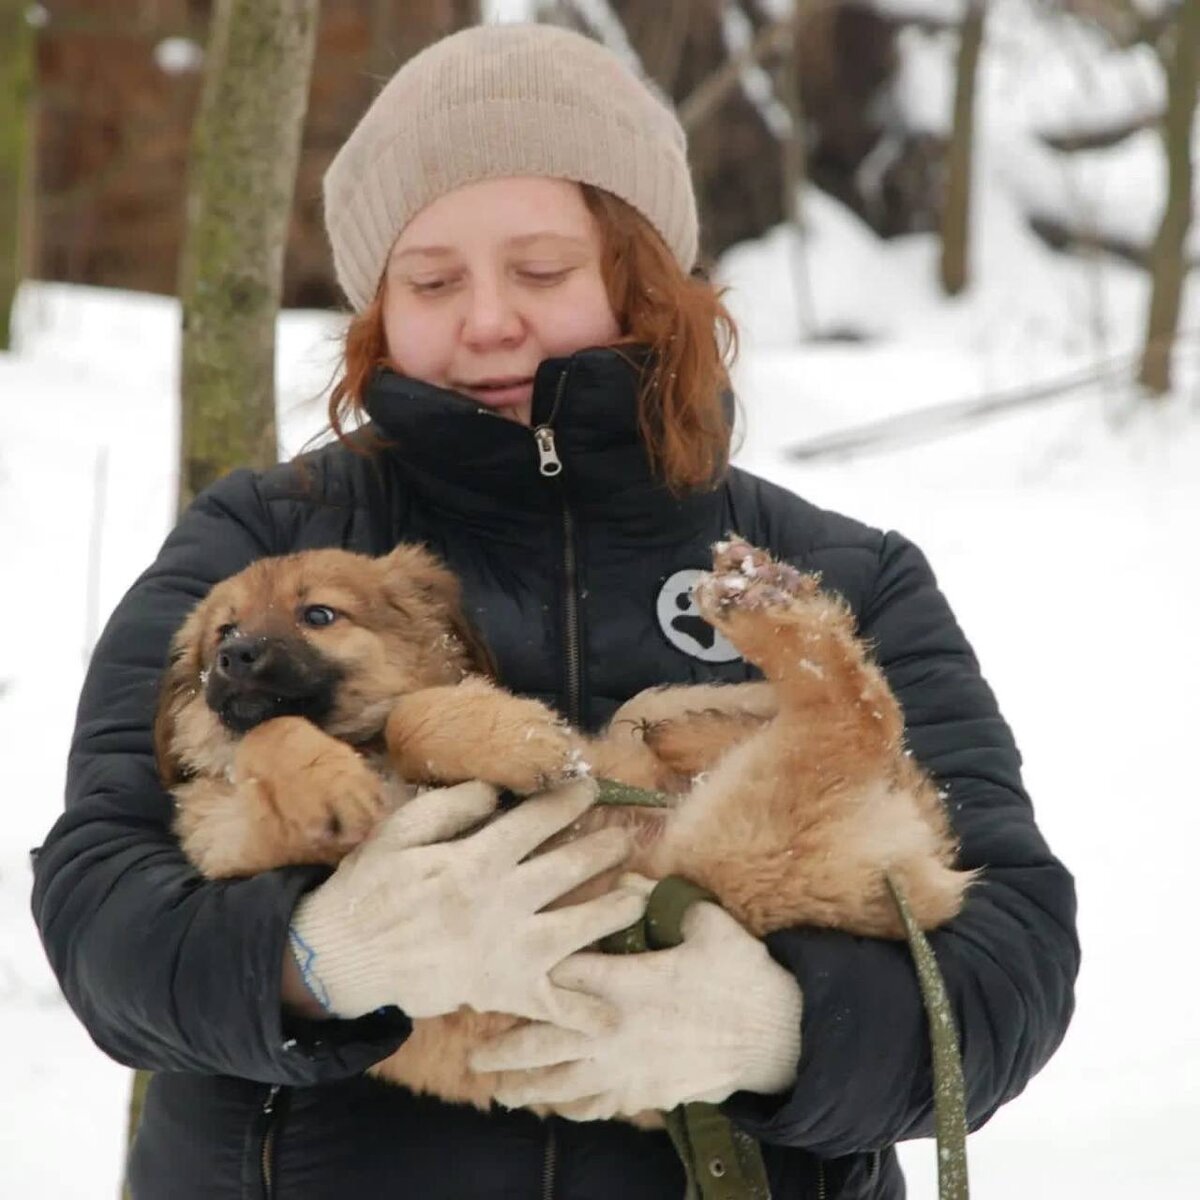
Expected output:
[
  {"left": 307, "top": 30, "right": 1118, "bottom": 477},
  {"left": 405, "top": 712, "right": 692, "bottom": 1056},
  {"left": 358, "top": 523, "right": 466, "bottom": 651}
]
[{"left": 30, "top": 468, "right": 411, "bottom": 1083}]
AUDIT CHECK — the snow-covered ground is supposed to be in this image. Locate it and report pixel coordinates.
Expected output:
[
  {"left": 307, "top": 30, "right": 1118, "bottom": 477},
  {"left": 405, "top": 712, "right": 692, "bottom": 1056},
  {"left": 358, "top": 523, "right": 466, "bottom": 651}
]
[{"left": 3, "top": 1, "right": 1199, "bottom": 1195}]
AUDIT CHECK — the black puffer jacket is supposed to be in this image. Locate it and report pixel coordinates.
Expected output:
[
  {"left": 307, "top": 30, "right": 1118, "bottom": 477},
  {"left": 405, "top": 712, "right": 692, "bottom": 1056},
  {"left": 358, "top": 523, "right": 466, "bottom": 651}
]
[{"left": 32, "top": 349, "right": 1078, "bottom": 1199}]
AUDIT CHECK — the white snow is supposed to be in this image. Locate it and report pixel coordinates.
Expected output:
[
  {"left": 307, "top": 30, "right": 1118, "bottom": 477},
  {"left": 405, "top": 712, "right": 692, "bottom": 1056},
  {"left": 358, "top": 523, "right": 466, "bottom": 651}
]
[
  {"left": 153, "top": 37, "right": 205, "bottom": 76},
  {"left": 2, "top": 1, "right": 1199, "bottom": 1195}
]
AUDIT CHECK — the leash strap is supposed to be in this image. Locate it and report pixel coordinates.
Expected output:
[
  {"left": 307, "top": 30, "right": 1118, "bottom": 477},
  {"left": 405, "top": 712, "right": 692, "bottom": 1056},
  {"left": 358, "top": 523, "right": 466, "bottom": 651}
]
[
  {"left": 663, "top": 1102, "right": 773, "bottom": 1200},
  {"left": 601, "top": 875, "right": 773, "bottom": 1200},
  {"left": 885, "top": 876, "right": 969, "bottom": 1200}
]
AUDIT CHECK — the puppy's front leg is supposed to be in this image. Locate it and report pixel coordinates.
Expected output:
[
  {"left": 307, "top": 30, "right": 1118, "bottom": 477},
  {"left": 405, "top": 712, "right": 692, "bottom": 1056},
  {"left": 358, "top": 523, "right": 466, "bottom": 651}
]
[
  {"left": 385, "top": 677, "right": 581, "bottom": 794},
  {"left": 174, "top": 716, "right": 389, "bottom": 877}
]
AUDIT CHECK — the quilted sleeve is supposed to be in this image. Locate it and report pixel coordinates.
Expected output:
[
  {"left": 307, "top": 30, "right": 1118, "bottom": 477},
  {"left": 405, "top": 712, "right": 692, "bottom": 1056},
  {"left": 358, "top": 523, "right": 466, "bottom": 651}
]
[{"left": 30, "top": 469, "right": 411, "bottom": 1083}]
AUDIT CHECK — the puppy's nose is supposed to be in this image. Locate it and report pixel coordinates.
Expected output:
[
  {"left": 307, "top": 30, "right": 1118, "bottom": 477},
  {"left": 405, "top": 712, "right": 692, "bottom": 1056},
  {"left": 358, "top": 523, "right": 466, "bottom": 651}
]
[{"left": 215, "top": 635, "right": 274, "bottom": 682}]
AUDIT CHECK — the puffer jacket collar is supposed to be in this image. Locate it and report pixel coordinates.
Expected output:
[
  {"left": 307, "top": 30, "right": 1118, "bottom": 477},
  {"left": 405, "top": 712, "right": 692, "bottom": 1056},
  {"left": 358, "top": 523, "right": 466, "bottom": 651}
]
[{"left": 363, "top": 346, "right": 724, "bottom": 541}]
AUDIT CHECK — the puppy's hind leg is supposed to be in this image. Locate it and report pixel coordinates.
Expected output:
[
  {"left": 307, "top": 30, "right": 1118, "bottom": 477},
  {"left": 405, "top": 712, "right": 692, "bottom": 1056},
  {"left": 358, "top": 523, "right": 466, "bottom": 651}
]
[
  {"left": 655, "top": 540, "right": 970, "bottom": 937},
  {"left": 693, "top": 539, "right": 905, "bottom": 757}
]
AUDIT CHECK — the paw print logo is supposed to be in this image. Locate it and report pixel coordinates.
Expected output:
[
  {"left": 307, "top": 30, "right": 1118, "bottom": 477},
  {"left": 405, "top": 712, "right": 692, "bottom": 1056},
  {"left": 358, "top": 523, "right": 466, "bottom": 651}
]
[{"left": 655, "top": 570, "right": 740, "bottom": 663}]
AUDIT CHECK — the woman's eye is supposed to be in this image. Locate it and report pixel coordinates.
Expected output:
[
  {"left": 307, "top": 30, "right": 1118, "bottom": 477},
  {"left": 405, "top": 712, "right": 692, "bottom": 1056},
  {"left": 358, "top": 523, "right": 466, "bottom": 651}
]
[
  {"left": 518, "top": 268, "right": 570, "bottom": 286},
  {"left": 410, "top": 276, "right": 457, "bottom": 295},
  {"left": 216, "top": 623, "right": 238, "bottom": 641},
  {"left": 302, "top": 605, "right": 337, "bottom": 628}
]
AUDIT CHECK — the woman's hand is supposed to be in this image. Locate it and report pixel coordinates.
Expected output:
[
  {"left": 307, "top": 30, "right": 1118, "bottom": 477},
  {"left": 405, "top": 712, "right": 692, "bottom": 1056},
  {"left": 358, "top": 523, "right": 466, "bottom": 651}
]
[
  {"left": 288, "top": 778, "right": 644, "bottom": 1030},
  {"left": 470, "top": 876, "right": 803, "bottom": 1119}
]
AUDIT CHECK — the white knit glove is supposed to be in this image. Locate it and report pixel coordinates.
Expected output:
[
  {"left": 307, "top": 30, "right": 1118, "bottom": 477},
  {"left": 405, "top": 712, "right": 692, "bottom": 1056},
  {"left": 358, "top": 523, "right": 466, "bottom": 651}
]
[
  {"left": 289, "top": 779, "right": 644, "bottom": 1029},
  {"left": 469, "top": 875, "right": 803, "bottom": 1119}
]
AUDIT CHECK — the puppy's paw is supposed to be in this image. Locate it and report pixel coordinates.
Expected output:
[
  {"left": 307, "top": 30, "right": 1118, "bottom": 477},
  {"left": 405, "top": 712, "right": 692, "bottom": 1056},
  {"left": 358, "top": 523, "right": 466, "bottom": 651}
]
[
  {"left": 694, "top": 538, "right": 819, "bottom": 623},
  {"left": 481, "top": 699, "right": 587, "bottom": 794},
  {"left": 236, "top": 717, "right": 385, "bottom": 851},
  {"left": 290, "top": 742, "right": 385, "bottom": 846}
]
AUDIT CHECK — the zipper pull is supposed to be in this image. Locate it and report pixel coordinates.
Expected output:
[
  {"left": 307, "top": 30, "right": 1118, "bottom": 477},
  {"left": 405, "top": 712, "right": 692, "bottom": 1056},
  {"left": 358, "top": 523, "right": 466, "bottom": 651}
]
[{"left": 533, "top": 426, "right": 563, "bottom": 477}]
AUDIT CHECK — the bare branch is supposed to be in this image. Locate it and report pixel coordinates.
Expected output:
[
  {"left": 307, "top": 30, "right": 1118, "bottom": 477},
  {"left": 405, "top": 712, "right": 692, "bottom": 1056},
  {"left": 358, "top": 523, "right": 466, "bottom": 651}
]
[
  {"left": 1138, "top": 0, "right": 1200, "bottom": 395},
  {"left": 0, "top": 0, "right": 35, "bottom": 349},
  {"left": 1037, "top": 110, "right": 1161, "bottom": 152},
  {"left": 678, "top": 10, "right": 799, "bottom": 133},
  {"left": 939, "top": 0, "right": 986, "bottom": 296}
]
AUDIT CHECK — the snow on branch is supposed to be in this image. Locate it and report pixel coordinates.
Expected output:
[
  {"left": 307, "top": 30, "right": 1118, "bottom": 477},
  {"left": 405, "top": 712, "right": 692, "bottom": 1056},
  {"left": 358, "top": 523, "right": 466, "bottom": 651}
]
[
  {"left": 718, "top": 0, "right": 792, "bottom": 139},
  {"left": 678, "top": 2, "right": 799, "bottom": 133}
]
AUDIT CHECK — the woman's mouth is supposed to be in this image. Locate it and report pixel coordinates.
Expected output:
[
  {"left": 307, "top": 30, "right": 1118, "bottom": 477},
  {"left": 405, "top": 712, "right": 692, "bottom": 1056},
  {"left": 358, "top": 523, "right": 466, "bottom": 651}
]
[{"left": 457, "top": 378, "right": 534, "bottom": 409}]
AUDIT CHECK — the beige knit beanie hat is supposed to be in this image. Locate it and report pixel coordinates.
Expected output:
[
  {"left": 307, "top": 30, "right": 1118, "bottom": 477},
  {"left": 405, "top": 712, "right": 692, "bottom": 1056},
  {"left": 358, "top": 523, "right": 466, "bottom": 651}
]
[{"left": 323, "top": 23, "right": 699, "bottom": 312}]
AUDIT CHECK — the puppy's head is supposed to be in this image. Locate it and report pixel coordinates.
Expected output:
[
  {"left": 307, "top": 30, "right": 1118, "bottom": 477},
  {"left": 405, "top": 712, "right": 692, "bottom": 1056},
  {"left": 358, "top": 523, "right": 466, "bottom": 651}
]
[{"left": 155, "top": 545, "right": 494, "bottom": 785}]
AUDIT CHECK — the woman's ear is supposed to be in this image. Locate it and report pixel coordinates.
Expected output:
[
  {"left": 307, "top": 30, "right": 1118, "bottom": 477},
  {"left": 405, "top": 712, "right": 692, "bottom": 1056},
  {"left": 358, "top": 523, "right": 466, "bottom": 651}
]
[{"left": 380, "top": 544, "right": 498, "bottom": 679}]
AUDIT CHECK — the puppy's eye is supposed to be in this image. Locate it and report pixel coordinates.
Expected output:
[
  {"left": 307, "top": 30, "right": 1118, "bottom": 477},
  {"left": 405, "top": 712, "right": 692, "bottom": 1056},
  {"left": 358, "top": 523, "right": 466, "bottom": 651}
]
[
  {"left": 301, "top": 605, "right": 337, "bottom": 628},
  {"left": 216, "top": 623, "right": 238, "bottom": 641}
]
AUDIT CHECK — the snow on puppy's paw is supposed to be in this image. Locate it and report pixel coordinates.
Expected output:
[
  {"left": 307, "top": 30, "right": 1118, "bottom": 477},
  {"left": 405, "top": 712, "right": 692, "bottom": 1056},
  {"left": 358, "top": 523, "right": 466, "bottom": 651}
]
[{"left": 693, "top": 537, "right": 819, "bottom": 621}]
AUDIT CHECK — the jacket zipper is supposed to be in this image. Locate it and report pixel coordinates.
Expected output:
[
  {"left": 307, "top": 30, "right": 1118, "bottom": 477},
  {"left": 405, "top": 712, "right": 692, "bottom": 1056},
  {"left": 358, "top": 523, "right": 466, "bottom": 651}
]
[
  {"left": 532, "top": 366, "right": 569, "bottom": 478},
  {"left": 259, "top": 1083, "right": 282, "bottom": 1199},
  {"left": 534, "top": 426, "right": 563, "bottom": 476},
  {"left": 541, "top": 1119, "right": 558, "bottom": 1200},
  {"left": 532, "top": 369, "right": 582, "bottom": 726},
  {"left": 815, "top": 1159, "right": 825, "bottom": 1200}
]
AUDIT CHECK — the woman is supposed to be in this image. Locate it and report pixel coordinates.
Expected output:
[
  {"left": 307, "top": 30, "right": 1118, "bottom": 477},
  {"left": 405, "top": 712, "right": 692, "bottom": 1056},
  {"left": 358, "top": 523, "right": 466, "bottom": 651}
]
[{"left": 31, "top": 23, "right": 1078, "bottom": 1199}]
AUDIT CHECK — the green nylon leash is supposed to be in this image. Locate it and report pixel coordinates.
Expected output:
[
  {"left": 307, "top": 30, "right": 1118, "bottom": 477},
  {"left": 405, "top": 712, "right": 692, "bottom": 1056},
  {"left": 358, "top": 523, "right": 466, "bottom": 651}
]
[
  {"left": 885, "top": 875, "right": 969, "bottom": 1200},
  {"left": 594, "top": 779, "right": 970, "bottom": 1200},
  {"left": 600, "top": 874, "right": 772, "bottom": 1200}
]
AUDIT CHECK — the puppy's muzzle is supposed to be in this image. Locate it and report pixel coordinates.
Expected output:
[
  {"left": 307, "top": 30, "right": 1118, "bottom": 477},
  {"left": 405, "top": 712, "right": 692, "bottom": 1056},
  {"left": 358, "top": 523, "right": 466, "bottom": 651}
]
[
  {"left": 216, "top": 635, "right": 278, "bottom": 683},
  {"left": 207, "top": 633, "right": 340, "bottom": 734}
]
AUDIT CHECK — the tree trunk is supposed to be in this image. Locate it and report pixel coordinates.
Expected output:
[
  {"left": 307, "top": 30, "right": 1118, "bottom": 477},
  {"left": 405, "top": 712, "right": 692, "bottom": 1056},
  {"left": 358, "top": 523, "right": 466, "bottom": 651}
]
[
  {"left": 128, "top": 6, "right": 317, "bottom": 1185},
  {"left": 176, "top": 0, "right": 319, "bottom": 511},
  {"left": 0, "top": 0, "right": 34, "bottom": 350},
  {"left": 1137, "top": 0, "right": 1200, "bottom": 397},
  {"left": 939, "top": 0, "right": 985, "bottom": 296},
  {"left": 775, "top": 12, "right": 816, "bottom": 336}
]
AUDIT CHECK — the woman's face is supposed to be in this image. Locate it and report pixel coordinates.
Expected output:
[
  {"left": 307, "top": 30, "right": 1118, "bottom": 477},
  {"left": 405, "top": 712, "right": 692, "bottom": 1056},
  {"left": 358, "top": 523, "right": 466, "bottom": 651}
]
[{"left": 382, "top": 176, "right": 622, "bottom": 425}]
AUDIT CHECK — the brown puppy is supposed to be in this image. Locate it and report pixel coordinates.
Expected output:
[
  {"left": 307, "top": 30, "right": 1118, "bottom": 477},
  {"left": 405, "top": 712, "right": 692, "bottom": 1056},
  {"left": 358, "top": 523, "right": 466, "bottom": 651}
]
[{"left": 157, "top": 539, "right": 973, "bottom": 1113}]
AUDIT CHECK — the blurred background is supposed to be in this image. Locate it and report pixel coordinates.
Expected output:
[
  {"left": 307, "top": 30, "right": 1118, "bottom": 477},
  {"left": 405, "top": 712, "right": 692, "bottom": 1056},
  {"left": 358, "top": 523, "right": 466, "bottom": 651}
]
[
  {"left": 6, "top": 0, "right": 1191, "bottom": 311},
  {"left": 1, "top": 1, "right": 1197, "bottom": 1197}
]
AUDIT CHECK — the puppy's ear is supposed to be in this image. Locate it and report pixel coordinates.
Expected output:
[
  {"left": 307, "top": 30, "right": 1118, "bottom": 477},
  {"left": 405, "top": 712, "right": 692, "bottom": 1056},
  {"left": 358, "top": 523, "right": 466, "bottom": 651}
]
[
  {"left": 445, "top": 606, "right": 498, "bottom": 680},
  {"left": 381, "top": 544, "right": 497, "bottom": 680},
  {"left": 154, "top": 620, "right": 203, "bottom": 787}
]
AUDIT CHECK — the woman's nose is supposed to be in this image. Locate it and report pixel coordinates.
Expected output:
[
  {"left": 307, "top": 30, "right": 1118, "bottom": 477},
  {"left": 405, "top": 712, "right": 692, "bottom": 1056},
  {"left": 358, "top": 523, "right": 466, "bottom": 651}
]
[{"left": 461, "top": 278, "right": 525, "bottom": 348}]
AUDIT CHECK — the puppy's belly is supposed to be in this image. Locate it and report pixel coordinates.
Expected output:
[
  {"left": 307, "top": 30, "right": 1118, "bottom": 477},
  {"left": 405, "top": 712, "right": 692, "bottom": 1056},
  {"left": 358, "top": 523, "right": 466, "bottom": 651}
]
[{"left": 369, "top": 1009, "right": 518, "bottom": 1109}]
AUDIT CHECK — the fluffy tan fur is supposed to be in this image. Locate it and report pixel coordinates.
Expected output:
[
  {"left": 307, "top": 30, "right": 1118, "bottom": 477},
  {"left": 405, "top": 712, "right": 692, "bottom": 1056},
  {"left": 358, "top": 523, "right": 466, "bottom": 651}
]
[{"left": 159, "top": 539, "right": 973, "bottom": 1115}]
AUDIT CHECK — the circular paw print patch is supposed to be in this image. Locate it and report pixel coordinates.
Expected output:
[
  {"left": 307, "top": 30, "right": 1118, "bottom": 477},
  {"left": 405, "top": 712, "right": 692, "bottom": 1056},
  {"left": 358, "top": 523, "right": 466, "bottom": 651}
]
[{"left": 655, "top": 569, "right": 740, "bottom": 663}]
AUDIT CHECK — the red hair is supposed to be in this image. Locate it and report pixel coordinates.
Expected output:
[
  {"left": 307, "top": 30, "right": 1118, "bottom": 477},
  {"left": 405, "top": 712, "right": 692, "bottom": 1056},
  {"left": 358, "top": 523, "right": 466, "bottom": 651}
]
[{"left": 323, "top": 185, "right": 738, "bottom": 492}]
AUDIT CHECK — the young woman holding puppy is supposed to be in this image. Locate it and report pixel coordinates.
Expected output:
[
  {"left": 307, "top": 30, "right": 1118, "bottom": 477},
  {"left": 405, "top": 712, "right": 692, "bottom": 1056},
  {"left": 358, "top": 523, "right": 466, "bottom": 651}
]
[{"left": 32, "top": 23, "right": 1077, "bottom": 1200}]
